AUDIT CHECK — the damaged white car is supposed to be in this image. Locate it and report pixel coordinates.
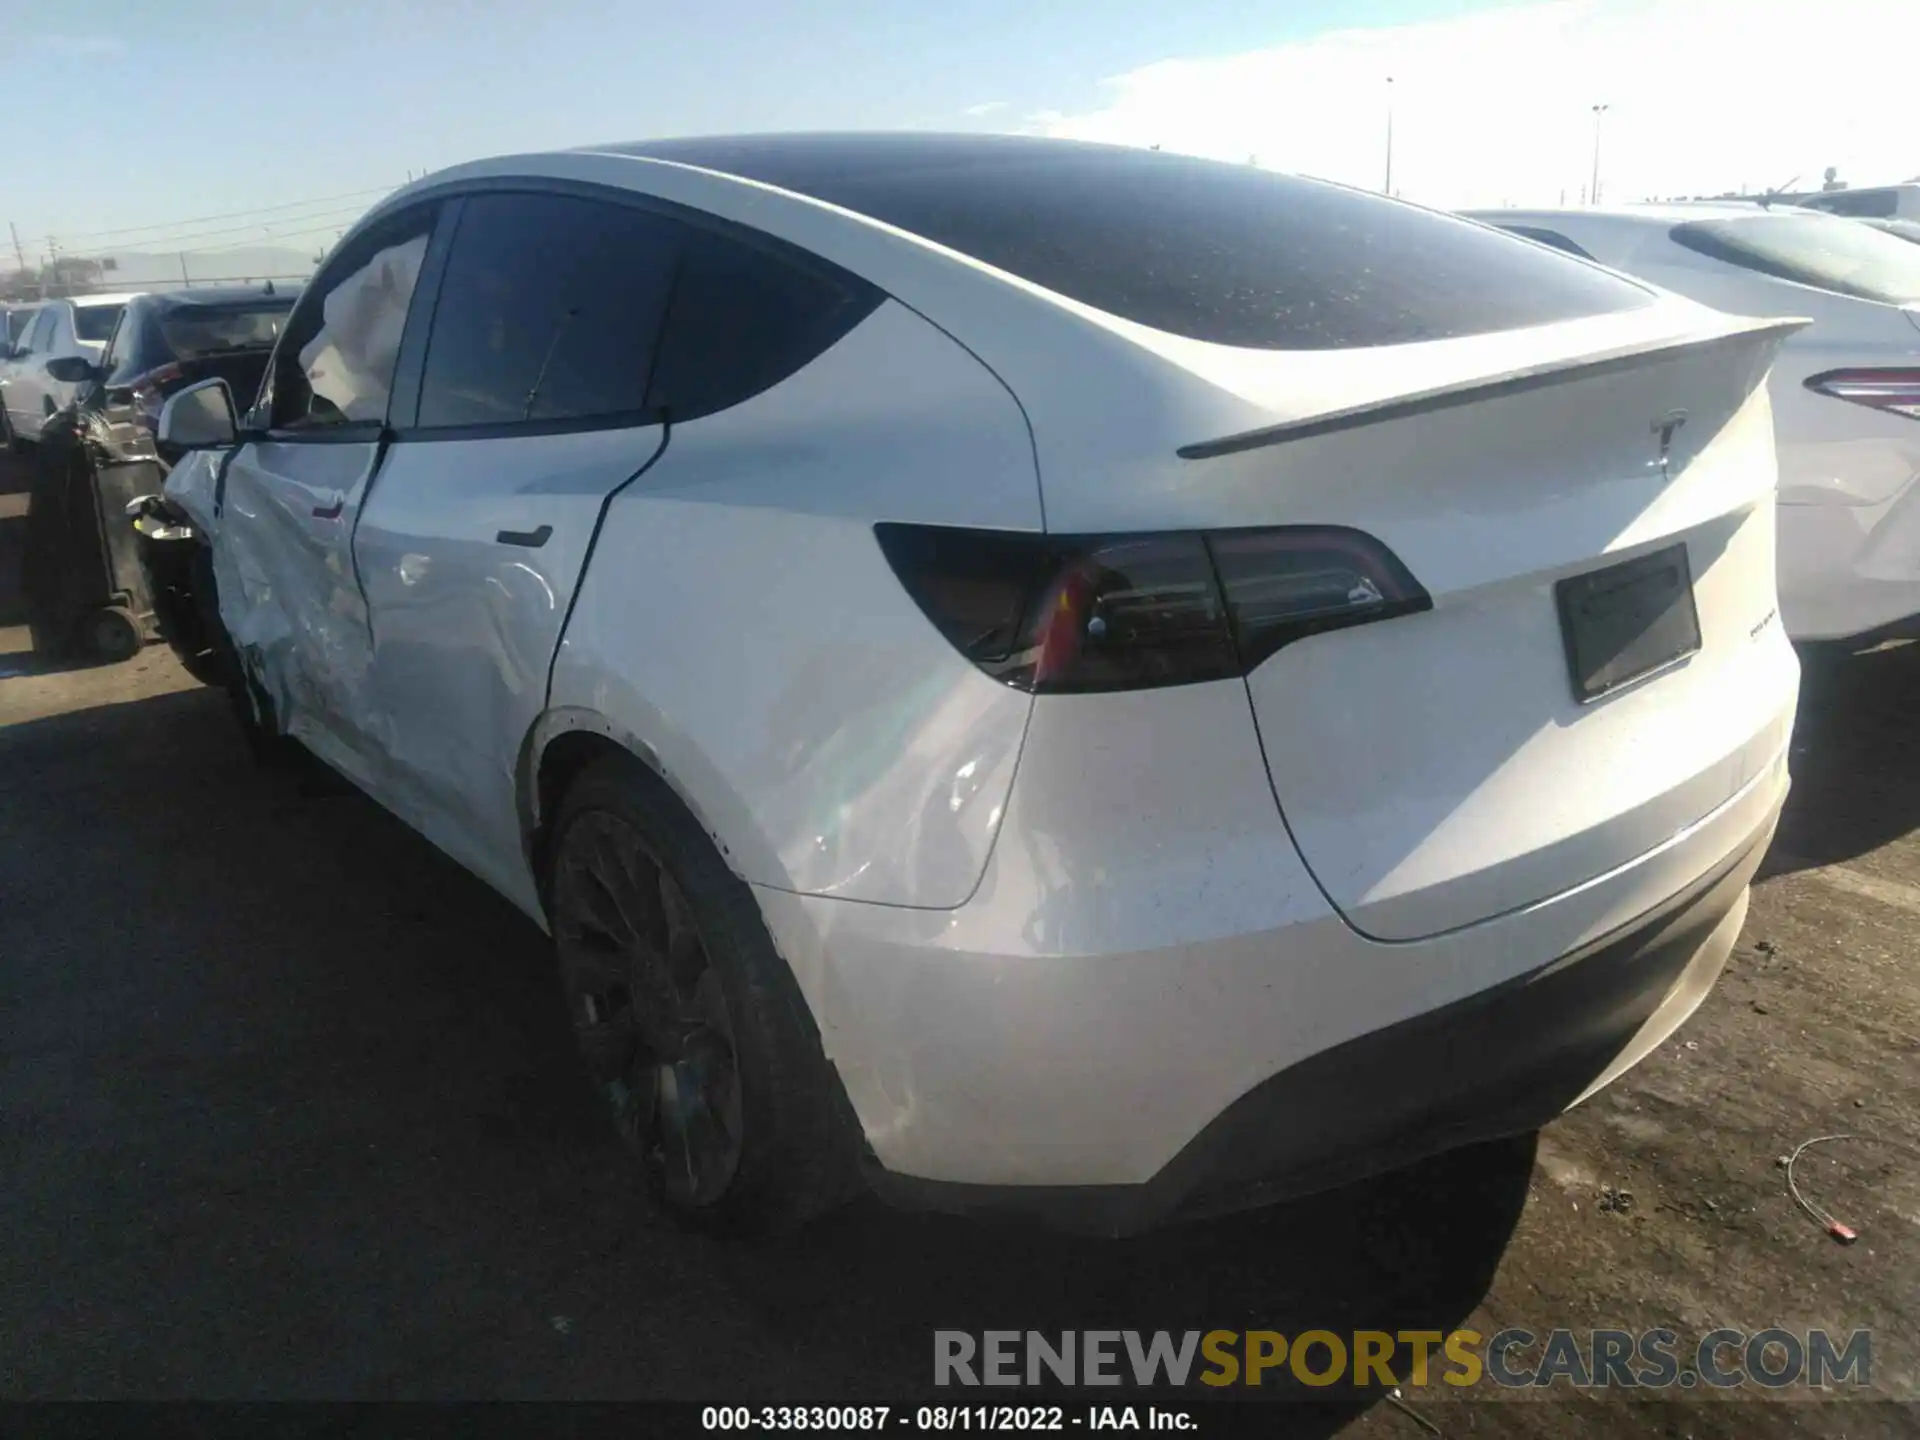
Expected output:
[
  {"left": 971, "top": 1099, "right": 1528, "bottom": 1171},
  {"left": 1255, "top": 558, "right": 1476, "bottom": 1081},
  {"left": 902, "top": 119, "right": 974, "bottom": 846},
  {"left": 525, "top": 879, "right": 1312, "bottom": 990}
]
[{"left": 151, "top": 134, "right": 1798, "bottom": 1236}]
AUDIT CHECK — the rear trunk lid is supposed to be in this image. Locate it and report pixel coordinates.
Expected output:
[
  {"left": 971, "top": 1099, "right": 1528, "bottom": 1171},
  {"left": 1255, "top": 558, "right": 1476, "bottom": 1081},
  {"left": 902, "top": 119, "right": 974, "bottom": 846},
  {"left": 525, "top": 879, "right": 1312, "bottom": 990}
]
[{"left": 1189, "top": 319, "right": 1800, "bottom": 940}]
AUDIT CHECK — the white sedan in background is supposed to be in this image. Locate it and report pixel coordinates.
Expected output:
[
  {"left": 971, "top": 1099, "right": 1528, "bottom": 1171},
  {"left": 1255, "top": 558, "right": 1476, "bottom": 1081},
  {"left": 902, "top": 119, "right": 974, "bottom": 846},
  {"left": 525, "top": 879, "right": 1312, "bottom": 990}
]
[
  {"left": 1466, "top": 204, "right": 1920, "bottom": 645},
  {"left": 0, "top": 292, "right": 141, "bottom": 446},
  {"left": 154, "top": 136, "right": 1798, "bottom": 1234}
]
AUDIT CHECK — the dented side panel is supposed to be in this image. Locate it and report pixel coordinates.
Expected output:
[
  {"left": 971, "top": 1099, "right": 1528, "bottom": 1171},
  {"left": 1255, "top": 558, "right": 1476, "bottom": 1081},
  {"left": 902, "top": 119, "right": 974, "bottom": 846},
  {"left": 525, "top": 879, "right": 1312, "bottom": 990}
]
[
  {"left": 546, "top": 299, "right": 1042, "bottom": 908},
  {"left": 217, "top": 438, "right": 386, "bottom": 791},
  {"left": 351, "top": 424, "right": 669, "bottom": 918}
]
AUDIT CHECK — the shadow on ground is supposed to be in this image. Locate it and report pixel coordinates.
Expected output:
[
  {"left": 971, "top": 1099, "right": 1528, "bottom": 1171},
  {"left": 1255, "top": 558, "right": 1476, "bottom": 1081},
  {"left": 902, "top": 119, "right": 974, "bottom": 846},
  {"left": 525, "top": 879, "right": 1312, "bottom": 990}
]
[
  {"left": 1764, "top": 641, "right": 1920, "bottom": 877},
  {"left": 0, "top": 681, "right": 1532, "bottom": 1415}
]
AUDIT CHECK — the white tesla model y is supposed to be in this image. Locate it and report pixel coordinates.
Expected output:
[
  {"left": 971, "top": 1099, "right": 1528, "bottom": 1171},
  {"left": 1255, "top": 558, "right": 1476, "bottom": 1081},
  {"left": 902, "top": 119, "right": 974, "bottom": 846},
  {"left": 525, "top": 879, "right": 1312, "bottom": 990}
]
[{"left": 157, "top": 135, "right": 1799, "bottom": 1234}]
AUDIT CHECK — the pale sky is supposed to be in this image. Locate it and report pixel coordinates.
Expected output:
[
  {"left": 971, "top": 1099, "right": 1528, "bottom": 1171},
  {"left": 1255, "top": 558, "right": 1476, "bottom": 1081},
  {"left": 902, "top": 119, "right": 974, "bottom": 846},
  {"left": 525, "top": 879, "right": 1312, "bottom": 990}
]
[
  {"left": 6, "top": 0, "right": 1916, "bottom": 269},
  {"left": 1033, "top": 0, "right": 1920, "bottom": 206}
]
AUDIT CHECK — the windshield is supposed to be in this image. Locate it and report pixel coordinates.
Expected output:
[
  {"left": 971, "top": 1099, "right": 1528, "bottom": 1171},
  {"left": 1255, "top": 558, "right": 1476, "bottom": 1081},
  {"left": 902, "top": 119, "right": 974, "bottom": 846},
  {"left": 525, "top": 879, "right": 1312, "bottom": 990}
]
[
  {"left": 73, "top": 303, "right": 125, "bottom": 343},
  {"left": 158, "top": 300, "right": 295, "bottom": 360},
  {"left": 1671, "top": 214, "right": 1920, "bottom": 305}
]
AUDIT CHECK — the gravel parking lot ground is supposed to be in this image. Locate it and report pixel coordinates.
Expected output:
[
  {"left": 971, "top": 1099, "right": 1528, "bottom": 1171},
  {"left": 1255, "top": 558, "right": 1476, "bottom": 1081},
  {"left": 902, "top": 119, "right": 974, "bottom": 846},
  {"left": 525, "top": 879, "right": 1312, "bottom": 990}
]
[{"left": 1, "top": 452, "right": 1915, "bottom": 1435}]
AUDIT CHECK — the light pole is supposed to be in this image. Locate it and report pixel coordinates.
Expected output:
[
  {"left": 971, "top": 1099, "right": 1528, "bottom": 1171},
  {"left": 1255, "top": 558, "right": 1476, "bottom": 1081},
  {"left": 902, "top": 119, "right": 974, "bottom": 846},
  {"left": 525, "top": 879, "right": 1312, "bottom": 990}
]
[
  {"left": 1384, "top": 77, "right": 1395, "bottom": 195},
  {"left": 1590, "top": 103, "right": 1609, "bottom": 205}
]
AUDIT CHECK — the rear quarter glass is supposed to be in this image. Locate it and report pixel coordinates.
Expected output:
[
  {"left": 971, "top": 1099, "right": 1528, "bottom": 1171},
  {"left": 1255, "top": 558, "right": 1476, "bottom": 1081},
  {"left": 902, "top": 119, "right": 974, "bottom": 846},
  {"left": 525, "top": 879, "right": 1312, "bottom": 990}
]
[{"left": 619, "top": 134, "right": 1653, "bottom": 349}]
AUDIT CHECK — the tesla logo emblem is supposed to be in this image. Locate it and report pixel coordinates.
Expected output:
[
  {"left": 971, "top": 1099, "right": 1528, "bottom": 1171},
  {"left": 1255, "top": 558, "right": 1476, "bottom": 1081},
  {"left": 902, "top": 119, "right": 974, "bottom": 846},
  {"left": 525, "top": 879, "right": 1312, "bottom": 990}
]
[{"left": 1650, "top": 411, "right": 1688, "bottom": 480}]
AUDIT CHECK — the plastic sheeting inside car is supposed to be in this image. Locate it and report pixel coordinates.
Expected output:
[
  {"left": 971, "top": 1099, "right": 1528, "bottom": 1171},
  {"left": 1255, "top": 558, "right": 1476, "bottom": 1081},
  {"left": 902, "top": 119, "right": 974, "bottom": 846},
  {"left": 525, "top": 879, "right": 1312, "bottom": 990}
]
[{"left": 298, "top": 234, "right": 426, "bottom": 423}]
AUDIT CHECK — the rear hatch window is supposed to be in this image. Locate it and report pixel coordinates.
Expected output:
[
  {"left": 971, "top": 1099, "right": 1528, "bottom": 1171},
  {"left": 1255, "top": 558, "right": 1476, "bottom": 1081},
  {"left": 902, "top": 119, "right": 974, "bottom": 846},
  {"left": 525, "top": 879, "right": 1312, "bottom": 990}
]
[
  {"left": 1671, "top": 214, "right": 1920, "bottom": 305},
  {"left": 622, "top": 135, "right": 1653, "bottom": 349},
  {"left": 158, "top": 301, "right": 293, "bottom": 360}
]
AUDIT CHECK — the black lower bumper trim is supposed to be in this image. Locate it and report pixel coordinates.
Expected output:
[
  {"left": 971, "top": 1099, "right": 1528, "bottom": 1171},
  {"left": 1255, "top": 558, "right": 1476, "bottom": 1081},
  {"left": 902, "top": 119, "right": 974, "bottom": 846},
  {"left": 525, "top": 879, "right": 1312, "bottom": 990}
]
[{"left": 867, "top": 813, "right": 1777, "bottom": 1236}]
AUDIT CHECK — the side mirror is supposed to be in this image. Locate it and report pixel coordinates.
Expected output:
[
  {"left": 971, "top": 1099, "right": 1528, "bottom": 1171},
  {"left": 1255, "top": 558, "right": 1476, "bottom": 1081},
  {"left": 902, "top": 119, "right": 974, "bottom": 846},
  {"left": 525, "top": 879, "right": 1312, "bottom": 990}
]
[
  {"left": 46, "top": 355, "right": 98, "bottom": 384},
  {"left": 157, "top": 378, "right": 239, "bottom": 450}
]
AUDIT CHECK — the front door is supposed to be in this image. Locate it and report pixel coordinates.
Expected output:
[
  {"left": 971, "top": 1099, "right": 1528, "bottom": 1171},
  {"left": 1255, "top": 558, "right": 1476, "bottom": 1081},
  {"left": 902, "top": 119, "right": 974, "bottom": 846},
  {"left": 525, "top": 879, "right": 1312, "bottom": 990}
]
[
  {"left": 216, "top": 203, "right": 440, "bottom": 792},
  {"left": 351, "top": 190, "right": 680, "bottom": 911}
]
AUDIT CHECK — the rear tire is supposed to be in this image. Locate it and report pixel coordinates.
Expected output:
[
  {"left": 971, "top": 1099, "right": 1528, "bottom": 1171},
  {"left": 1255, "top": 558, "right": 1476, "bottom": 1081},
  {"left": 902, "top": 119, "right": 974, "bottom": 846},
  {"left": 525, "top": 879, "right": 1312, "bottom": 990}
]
[
  {"left": 547, "top": 753, "right": 862, "bottom": 1234},
  {"left": 0, "top": 408, "right": 19, "bottom": 456}
]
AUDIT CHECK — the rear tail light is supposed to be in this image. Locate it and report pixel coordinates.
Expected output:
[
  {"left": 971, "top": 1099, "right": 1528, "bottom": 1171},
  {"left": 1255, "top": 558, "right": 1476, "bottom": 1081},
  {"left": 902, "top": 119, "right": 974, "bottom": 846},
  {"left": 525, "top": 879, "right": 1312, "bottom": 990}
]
[
  {"left": 875, "top": 523, "right": 1430, "bottom": 694},
  {"left": 131, "top": 363, "right": 186, "bottom": 423},
  {"left": 1805, "top": 368, "right": 1920, "bottom": 421}
]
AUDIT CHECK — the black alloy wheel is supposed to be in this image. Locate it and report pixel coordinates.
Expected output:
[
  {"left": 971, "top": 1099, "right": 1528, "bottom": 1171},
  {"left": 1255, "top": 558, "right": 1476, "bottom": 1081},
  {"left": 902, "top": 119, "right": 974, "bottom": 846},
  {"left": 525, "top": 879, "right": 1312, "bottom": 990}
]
[{"left": 552, "top": 807, "right": 746, "bottom": 1210}]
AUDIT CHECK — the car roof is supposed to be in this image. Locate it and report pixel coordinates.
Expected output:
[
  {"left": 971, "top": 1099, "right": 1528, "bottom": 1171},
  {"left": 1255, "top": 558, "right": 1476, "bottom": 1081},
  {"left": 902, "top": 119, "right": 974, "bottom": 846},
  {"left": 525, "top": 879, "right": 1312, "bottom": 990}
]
[
  {"left": 66, "top": 292, "right": 143, "bottom": 308},
  {"left": 594, "top": 130, "right": 1150, "bottom": 184}
]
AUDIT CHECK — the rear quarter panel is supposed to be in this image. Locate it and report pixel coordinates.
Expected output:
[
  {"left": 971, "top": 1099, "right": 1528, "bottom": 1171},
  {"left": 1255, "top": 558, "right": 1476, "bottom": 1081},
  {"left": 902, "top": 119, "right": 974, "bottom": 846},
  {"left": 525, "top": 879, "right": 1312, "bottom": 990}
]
[{"left": 543, "top": 299, "right": 1043, "bottom": 909}]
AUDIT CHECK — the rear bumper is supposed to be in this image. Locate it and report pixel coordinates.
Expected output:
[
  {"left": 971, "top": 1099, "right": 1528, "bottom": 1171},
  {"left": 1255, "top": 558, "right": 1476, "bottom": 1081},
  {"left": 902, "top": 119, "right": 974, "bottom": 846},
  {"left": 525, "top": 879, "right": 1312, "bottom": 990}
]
[
  {"left": 756, "top": 656, "right": 1789, "bottom": 1228},
  {"left": 757, "top": 714, "right": 1789, "bottom": 1225},
  {"left": 864, "top": 812, "right": 1769, "bottom": 1235}
]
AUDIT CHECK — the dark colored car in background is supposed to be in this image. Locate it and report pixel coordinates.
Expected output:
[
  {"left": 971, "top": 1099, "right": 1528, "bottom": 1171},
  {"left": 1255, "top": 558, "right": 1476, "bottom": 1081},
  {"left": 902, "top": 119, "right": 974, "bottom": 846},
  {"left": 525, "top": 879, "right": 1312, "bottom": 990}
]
[
  {"left": 22, "top": 284, "right": 296, "bottom": 663},
  {"left": 73, "top": 284, "right": 296, "bottom": 459}
]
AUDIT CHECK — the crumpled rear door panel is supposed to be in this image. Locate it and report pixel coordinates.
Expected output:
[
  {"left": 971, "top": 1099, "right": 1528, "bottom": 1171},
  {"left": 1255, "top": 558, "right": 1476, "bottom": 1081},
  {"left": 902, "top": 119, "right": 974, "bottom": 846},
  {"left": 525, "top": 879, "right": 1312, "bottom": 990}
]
[{"left": 217, "top": 437, "right": 386, "bottom": 788}]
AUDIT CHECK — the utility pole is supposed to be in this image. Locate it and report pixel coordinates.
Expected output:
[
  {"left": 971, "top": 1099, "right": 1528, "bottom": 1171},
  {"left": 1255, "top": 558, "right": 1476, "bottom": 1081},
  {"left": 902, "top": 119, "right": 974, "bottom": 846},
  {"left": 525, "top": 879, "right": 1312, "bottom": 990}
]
[
  {"left": 1384, "top": 76, "right": 1395, "bottom": 195},
  {"left": 1590, "top": 103, "right": 1610, "bottom": 206},
  {"left": 8, "top": 221, "right": 26, "bottom": 275},
  {"left": 180, "top": 253, "right": 191, "bottom": 287}
]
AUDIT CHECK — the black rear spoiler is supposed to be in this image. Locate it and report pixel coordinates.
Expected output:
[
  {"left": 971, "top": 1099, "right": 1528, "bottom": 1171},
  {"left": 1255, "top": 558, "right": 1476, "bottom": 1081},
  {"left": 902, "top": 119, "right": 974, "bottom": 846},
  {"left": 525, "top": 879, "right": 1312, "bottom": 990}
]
[{"left": 1177, "top": 317, "right": 1810, "bottom": 461}]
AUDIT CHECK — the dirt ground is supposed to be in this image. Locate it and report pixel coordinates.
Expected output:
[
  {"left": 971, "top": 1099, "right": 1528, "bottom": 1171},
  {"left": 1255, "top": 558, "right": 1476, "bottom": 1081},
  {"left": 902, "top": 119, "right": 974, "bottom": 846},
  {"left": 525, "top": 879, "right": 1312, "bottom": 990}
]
[{"left": 0, "top": 450, "right": 1915, "bottom": 1435}]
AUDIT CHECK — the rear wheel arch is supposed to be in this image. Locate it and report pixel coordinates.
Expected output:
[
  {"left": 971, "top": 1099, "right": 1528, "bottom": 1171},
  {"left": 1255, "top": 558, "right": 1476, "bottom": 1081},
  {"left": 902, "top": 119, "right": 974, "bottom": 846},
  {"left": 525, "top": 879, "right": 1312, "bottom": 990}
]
[
  {"left": 520, "top": 708, "right": 770, "bottom": 914},
  {"left": 542, "top": 746, "right": 867, "bottom": 1230}
]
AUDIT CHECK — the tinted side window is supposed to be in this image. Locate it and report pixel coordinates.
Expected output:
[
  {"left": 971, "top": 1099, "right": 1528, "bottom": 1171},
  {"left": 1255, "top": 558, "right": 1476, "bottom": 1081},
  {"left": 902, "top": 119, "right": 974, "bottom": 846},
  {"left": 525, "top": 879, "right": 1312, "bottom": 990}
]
[
  {"left": 645, "top": 227, "right": 881, "bottom": 422},
  {"left": 416, "top": 193, "right": 678, "bottom": 429},
  {"left": 1500, "top": 225, "right": 1597, "bottom": 261},
  {"left": 270, "top": 206, "right": 436, "bottom": 431}
]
